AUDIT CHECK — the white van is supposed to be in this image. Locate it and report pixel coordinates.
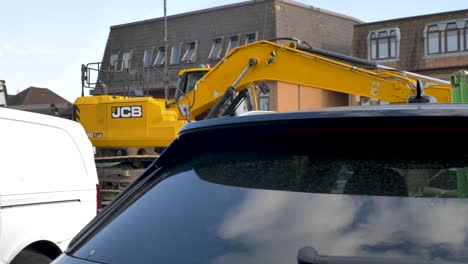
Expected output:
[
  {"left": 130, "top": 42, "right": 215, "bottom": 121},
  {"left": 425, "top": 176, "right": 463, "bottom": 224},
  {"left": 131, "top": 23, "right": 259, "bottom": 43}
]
[{"left": 0, "top": 107, "right": 99, "bottom": 264}]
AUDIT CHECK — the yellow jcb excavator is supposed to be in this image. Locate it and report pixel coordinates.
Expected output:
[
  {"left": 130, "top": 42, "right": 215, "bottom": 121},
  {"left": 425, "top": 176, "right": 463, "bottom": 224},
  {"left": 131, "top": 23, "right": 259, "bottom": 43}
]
[{"left": 74, "top": 39, "right": 452, "bottom": 152}]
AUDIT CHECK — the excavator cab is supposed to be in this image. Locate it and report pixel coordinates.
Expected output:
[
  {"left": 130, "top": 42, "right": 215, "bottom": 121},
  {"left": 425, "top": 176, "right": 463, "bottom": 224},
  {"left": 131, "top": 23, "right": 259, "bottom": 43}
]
[{"left": 175, "top": 68, "right": 210, "bottom": 101}]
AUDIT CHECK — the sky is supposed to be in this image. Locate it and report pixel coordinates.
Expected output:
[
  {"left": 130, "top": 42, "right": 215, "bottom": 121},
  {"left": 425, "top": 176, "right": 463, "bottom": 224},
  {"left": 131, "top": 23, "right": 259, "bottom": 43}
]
[{"left": 1, "top": 1, "right": 467, "bottom": 102}]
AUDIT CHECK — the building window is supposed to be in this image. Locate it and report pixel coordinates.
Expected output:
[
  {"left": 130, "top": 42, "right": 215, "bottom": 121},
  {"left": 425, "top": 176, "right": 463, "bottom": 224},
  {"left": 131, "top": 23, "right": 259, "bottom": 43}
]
[
  {"left": 259, "top": 90, "right": 269, "bottom": 111},
  {"left": 226, "top": 36, "right": 240, "bottom": 53},
  {"left": 465, "top": 22, "right": 468, "bottom": 51},
  {"left": 208, "top": 38, "right": 223, "bottom": 60},
  {"left": 121, "top": 50, "right": 132, "bottom": 70},
  {"left": 245, "top": 33, "right": 257, "bottom": 44},
  {"left": 153, "top": 47, "right": 165, "bottom": 66},
  {"left": 170, "top": 43, "right": 182, "bottom": 65},
  {"left": 425, "top": 19, "right": 468, "bottom": 56},
  {"left": 427, "top": 25, "right": 441, "bottom": 54},
  {"left": 370, "top": 33, "right": 377, "bottom": 60},
  {"left": 378, "top": 31, "right": 389, "bottom": 59},
  {"left": 446, "top": 23, "right": 459, "bottom": 52},
  {"left": 390, "top": 30, "right": 397, "bottom": 58},
  {"left": 368, "top": 28, "right": 399, "bottom": 60},
  {"left": 143, "top": 48, "right": 153, "bottom": 67},
  {"left": 181, "top": 42, "right": 197, "bottom": 63},
  {"left": 109, "top": 53, "right": 119, "bottom": 71}
]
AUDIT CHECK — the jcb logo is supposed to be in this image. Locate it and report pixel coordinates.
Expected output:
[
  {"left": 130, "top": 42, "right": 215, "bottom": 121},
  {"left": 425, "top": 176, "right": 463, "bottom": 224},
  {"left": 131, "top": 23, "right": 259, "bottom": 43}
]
[{"left": 111, "top": 106, "right": 143, "bottom": 118}]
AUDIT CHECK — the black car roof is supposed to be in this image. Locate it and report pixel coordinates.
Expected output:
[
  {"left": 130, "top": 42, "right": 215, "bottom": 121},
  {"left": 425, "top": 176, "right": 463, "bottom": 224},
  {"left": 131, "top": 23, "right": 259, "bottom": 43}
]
[
  {"left": 179, "top": 104, "right": 468, "bottom": 136},
  {"left": 149, "top": 103, "right": 468, "bottom": 167}
]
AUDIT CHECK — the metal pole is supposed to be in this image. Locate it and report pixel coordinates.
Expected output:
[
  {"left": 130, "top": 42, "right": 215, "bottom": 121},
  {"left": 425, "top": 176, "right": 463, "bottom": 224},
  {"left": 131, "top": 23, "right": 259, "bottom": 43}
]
[
  {"left": 164, "top": 0, "right": 169, "bottom": 103},
  {"left": 0, "top": 80, "right": 7, "bottom": 107}
]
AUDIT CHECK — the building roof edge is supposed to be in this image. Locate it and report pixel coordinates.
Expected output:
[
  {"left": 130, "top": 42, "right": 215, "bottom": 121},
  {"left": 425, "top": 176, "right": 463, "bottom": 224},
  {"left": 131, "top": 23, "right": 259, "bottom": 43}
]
[
  {"left": 278, "top": 0, "right": 363, "bottom": 23},
  {"left": 355, "top": 8, "right": 468, "bottom": 27},
  {"left": 110, "top": 0, "right": 363, "bottom": 30}
]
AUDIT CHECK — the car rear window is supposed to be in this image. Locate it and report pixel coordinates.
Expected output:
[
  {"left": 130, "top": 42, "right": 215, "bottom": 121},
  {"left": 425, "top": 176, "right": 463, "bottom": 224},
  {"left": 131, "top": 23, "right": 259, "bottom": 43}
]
[
  {"left": 193, "top": 153, "right": 468, "bottom": 198},
  {"left": 71, "top": 148, "right": 468, "bottom": 264}
]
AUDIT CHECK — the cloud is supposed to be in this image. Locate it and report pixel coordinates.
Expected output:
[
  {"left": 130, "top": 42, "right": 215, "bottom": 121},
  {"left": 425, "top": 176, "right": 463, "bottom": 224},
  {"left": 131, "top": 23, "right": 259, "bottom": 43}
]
[{"left": 215, "top": 192, "right": 468, "bottom": 263}]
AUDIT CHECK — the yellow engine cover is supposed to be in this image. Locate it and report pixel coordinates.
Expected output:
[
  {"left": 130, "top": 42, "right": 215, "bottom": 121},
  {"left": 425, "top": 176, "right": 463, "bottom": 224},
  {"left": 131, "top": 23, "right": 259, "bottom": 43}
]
[{"left": 73, "top": 95, "right": 187, "bottom": 148}]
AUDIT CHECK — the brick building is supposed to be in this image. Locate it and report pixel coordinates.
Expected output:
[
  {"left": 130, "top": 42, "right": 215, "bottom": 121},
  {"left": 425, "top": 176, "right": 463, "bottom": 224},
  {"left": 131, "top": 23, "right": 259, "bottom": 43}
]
[
  {"left": 353, "top": 9, "right": 468, "bottom": 81},
  {"left": 90, "top": 0, "right": 361, "bottom": 111}
]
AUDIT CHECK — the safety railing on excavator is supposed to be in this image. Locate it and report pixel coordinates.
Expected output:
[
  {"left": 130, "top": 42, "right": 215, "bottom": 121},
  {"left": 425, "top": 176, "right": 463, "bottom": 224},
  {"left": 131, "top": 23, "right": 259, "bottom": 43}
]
[{"left": 80, "top": 59, "right": 180, "bottom": 97}]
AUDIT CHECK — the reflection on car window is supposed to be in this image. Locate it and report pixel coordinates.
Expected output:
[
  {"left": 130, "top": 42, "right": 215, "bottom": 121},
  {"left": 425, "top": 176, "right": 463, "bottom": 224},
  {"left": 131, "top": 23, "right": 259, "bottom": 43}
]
[{"left": 193, "top": 153, "right": 468, "bottom": 198}]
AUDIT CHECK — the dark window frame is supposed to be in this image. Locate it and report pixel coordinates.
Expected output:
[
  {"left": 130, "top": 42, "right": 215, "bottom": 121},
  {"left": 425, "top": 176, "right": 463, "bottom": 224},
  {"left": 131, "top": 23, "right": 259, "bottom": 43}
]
[
  {"left": 370, "top": 33, "right": 377, "bottom": 60},
  {"left": 427, "top": 25, "right": 442, "bottom": 55},
  {"left": 153, "top": 47, "right": 166, "bottom": 67},
  {"left": 226, "top": 35, "right": 240, "bottom": 54},
  {"left": 208, "top": 37, "right": 223, "bottom": 61},
  {"left": 389, "top": 30, "right": 397, "bottom": 58},
  {"left": 181, "top": 41, "right": 197, "bottom": 63},
  {"left": 244, "top": 32, "right": 258, "bottom": 44},
  {"left": 425, "top": 22, "right": 468, "bottom": 56},
  {"left": 170, "top": 43, "right": 182, "bottom": 65},
  {"left": 109, "top": 52, "right": 120, "bottom": 71},
  {"left": 464, "top": 22, "right": 468, "bottom": 51},
  {"left": 143, "top": 47, "right": 154, "bottom": 68},
  {"left": 445, "top": 22, "right": 460, "bottom": 53},
  {"left": 369, "top": 29, "right": 398, "bottom": 60},
  {"left": 258, "top": 90, "right": 270, "bottom": 111},
  {"left": 377, "top": 31, "right": 389, "bottom": 59},
  {"left": 121, "top": 50, "right": 132, "bottom": 71}
]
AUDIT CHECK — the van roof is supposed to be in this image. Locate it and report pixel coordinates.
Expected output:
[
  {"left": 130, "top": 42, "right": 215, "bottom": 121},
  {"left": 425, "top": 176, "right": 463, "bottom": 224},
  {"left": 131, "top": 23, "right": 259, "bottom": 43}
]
[{"left": 0, "top": 107, "right": 80, "bottom": 131}]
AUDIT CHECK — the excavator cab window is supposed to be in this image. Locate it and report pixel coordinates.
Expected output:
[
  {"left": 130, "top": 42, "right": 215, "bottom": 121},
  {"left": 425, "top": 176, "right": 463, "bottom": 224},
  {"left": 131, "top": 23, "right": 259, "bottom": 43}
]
[{"left": 175, "top": 69, "right": 209, "bottom": 101}]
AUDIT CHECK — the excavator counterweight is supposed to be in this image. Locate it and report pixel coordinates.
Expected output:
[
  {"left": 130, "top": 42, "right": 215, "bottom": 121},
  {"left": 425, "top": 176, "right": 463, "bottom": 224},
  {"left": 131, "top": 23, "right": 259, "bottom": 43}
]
[{"left": 74, "top": 95, "right": 185, "bottom": 148}]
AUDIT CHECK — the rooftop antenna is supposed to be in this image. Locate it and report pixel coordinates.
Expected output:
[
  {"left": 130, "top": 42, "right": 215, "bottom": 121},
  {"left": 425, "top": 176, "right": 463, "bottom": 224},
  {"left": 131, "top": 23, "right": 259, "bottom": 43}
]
[
  {"left": 406, "top": 79, "right": 437, "bottom": 104},
  {"left": 164, "top": 0, "right": 169, "bottom": 104}
]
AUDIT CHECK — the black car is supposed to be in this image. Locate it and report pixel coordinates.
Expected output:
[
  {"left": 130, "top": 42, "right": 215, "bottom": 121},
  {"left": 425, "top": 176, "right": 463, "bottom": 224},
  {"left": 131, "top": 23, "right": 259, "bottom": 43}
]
[{"left": 54, "top": 105, "right": 468, "bottom": 264}]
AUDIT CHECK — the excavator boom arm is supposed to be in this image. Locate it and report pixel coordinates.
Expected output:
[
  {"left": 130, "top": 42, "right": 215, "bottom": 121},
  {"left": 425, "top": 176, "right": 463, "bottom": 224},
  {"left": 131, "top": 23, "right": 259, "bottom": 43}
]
[{"left": 176, "top": 40, "right": 451, "bottom": 118}]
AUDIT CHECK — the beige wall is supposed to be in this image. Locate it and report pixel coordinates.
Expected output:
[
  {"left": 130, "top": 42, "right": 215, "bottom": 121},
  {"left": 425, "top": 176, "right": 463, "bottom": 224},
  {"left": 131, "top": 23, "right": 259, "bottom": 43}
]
[
  {"left": 298, "top": 86, "right": 323, "bottom": 109},
  {"left": 319, "top": 89, "right": 349, "bottom": 108},
  {"left": 276, "top": 83, "right": 299, "bottom": 111},
  {"left": 273, "top": 82, "right": 348, "bottom": 111}
]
